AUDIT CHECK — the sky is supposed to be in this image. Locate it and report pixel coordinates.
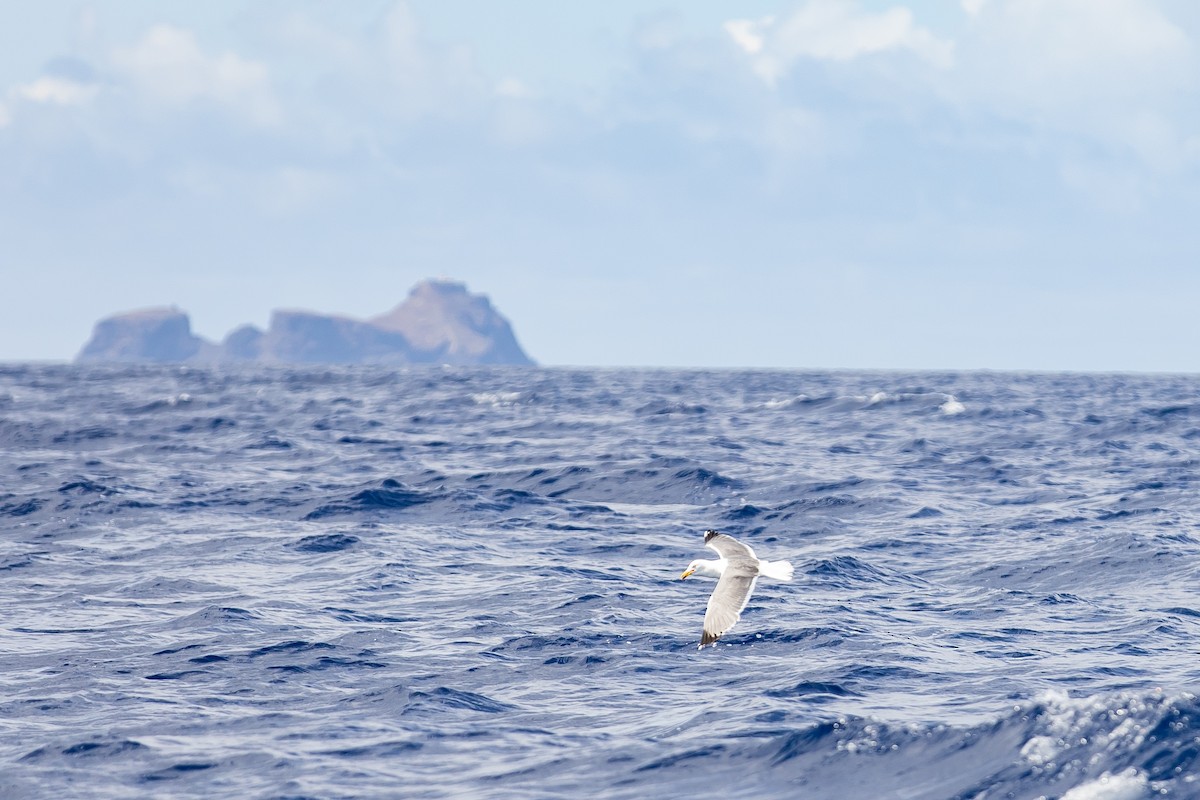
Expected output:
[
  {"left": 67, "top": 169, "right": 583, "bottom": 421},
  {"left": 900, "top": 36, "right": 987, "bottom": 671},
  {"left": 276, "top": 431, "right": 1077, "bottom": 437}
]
[{"left": 2, "top": 0, "right": 1200, "bottom": 370}]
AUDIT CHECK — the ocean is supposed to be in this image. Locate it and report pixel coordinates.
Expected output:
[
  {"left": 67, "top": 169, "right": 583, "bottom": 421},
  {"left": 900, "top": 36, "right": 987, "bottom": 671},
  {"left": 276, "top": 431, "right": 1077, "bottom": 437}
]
[{"left": 2, "top": 365, "right": 1198, "bottom": 799}]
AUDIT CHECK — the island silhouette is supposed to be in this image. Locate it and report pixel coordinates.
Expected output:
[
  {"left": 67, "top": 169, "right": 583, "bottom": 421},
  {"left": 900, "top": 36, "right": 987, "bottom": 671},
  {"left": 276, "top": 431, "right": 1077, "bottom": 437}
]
[{"left": 76, "top": 279, "right": 535, "bottom": 366}]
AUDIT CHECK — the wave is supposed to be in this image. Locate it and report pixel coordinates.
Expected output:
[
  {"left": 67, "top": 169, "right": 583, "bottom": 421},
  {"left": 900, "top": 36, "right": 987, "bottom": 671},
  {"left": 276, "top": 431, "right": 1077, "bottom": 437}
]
[
  {"left": 622, "top": 690, "right": 1196, "bottom": 799},
  {"left": 303, "top": 478, "right": 446, "bottom": 519},
  {"left": 760, "top": 390, "right": 966, "bottom": 416}
]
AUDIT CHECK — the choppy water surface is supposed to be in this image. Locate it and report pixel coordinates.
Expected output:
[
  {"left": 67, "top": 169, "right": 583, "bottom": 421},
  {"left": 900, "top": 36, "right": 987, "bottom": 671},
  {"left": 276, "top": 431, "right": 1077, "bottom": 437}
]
[{"left": 2, "top": 365, "right": 1200, "bottom": 799}]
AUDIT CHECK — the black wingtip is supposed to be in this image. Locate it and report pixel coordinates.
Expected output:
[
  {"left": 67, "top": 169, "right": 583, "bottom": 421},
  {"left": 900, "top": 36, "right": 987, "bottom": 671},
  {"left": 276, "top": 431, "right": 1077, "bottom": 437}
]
[
  {"left": 699, "top": 630, "right": 719, "bottom": 647},
  {"left": 703, "top": 529, "right": 720, "bottom": 543}
]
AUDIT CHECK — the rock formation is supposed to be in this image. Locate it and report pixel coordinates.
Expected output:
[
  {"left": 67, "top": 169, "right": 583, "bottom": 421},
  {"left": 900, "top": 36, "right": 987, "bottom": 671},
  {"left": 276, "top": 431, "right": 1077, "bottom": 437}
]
[
  {"left": 371, "top": 280, "right": 533, "bottom": 365},
  {"left": 250, "top": 310, "right": 416, "bottom": 365},
  {"left": 76, "top": 280, "right": 535, "bottom": 366},
  {"left": 75, "top": 307, "right": 216, "bottom": 363}
]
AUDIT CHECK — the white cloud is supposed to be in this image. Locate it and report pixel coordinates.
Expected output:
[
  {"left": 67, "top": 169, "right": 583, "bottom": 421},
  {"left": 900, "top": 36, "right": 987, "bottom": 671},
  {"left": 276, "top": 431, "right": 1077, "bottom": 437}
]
[
  {"left": 271, "top": 2, "right": 486, "bottom": 127},
  {"left": 724, "top": 18, "right": 771, "bottom": 55},
  {"left": 111, "top": 25, "right": 279, "bottom": 125},
  {"left": 16, "top": 76, "right": 99, "bottom": 106},
  {"left": 727, "top": 0, "right": 954, "bottom": 83},
  {"left": 0, "top": 71, "right": 96, "bottom": 130},
  {"left": 382, "top": 1, "right": 422, "bottom": 74},
  {"left": 950, "top": 0, "right": 1197, "bottom": 171},
  {"left": 633, "top": 11, "right": 686, "bottom": 51},
  {"left": 495, "top": 78, "right": 534, "bottom": 99},
  {"left": 722, "top": 0, "right": 1197, "bottom": 177},
  {"left": 276, "top": 12, "right": 366, "bottom": 67},
  {"left": 379, "top": 2, "right": 486, "bottom": 116},
  {"left": 970, "top": 0, "right": 1189, "bottom": 82}
]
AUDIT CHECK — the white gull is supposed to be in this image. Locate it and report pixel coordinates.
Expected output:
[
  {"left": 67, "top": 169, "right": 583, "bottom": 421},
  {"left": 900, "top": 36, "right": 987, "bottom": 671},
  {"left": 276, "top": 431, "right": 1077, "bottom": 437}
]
[{"left": 680, "top": 529, "right": 794, "bottom": 649}]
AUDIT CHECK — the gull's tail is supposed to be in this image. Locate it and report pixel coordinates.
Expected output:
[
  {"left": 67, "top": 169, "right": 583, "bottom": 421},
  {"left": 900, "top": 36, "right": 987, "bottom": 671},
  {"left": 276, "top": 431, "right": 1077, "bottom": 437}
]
[{"left": 759, "top": 559, "right": 794, "bottom": 581}]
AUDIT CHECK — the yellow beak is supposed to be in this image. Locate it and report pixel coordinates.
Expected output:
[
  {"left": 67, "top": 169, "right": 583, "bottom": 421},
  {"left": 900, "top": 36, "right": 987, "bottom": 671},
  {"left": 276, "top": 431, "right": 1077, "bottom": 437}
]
[{"left": 680, "top": 568, "right": 694, "bottom": 580}]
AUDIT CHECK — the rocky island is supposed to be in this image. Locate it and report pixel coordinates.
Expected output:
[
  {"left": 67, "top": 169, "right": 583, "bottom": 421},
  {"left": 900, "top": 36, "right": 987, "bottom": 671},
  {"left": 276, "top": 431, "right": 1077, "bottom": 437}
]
[{"left": 76, "top": 280, "right": 535, "bottom": 366}]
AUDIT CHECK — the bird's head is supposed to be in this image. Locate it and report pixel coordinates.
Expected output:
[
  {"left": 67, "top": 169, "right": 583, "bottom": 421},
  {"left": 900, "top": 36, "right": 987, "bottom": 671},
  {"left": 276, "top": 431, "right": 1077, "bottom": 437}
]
[{"left": 680, "top": 560, "right": 699, "bottom": 580}]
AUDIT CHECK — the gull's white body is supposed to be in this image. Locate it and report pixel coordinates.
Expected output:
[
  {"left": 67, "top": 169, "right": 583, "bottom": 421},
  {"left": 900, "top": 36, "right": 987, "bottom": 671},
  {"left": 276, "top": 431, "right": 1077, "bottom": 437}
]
[
  {"left": 680, "top": 529, "right": 793, "bottom": 649},
  {"left": 683, "top": 556, "right": 794, "bottom": 581}
]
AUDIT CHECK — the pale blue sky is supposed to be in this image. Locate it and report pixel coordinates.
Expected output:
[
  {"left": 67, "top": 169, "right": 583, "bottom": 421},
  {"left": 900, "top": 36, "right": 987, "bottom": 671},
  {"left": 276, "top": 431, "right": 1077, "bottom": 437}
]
[{"left": 2, "top": 1, "right": 1199, "bottom": 369}]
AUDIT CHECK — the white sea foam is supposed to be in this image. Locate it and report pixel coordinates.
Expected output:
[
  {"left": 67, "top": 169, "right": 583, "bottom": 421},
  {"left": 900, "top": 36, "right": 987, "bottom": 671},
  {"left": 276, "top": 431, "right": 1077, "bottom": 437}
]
[
  {"left": 1020, "top": 735, "right": 1058, "bottom": 766},
  {"left": 1059, "top": 768, "right": 1148, "bottom": 800},
  {"left": 604, "top": 502, "right": 701, "bottom": 515},
  {"left": 940, "top": 394, "right": 965, "bottom": 414},
  {"left": 471, "top": 391, "right": 523, "bottom": 406},
  {"left": 763, "top": 395, "right": 809, "bottom": 409}
]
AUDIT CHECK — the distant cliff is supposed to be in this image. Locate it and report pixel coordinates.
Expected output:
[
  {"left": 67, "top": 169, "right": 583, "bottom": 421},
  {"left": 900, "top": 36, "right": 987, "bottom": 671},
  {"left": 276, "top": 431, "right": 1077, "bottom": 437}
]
[
  {"left": 76, "top": 307, "right": 218, "bottom": 364},
  {"left": 77, "top": 280, "right": 536, "bottom": 366},
  {"left": 371, "top": 280, "right": 532, "bottom": 366}
]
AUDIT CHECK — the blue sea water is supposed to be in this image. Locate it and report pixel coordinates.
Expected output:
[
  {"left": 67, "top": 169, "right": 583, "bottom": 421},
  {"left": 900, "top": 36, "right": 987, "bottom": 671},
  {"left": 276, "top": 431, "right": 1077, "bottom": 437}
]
[{"left": 2, "top": 365, "right": 1200, "bottom": 799}]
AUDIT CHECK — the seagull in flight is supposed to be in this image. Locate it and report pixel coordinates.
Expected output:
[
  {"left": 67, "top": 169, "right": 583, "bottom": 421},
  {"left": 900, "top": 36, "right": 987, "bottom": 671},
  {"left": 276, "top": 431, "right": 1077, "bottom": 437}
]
[{"left": 680, "top": 529, "right": 793, "bottom": 649}]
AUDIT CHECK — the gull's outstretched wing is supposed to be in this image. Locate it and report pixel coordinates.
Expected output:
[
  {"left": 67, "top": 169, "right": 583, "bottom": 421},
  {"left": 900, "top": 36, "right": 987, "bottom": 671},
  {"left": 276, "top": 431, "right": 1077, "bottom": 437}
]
[
  {"left": 700, "top": 567, "right": 759, "bottom": 648},
  {"left": 703, "top": 529, "right": 757, "bottom": 561}
]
